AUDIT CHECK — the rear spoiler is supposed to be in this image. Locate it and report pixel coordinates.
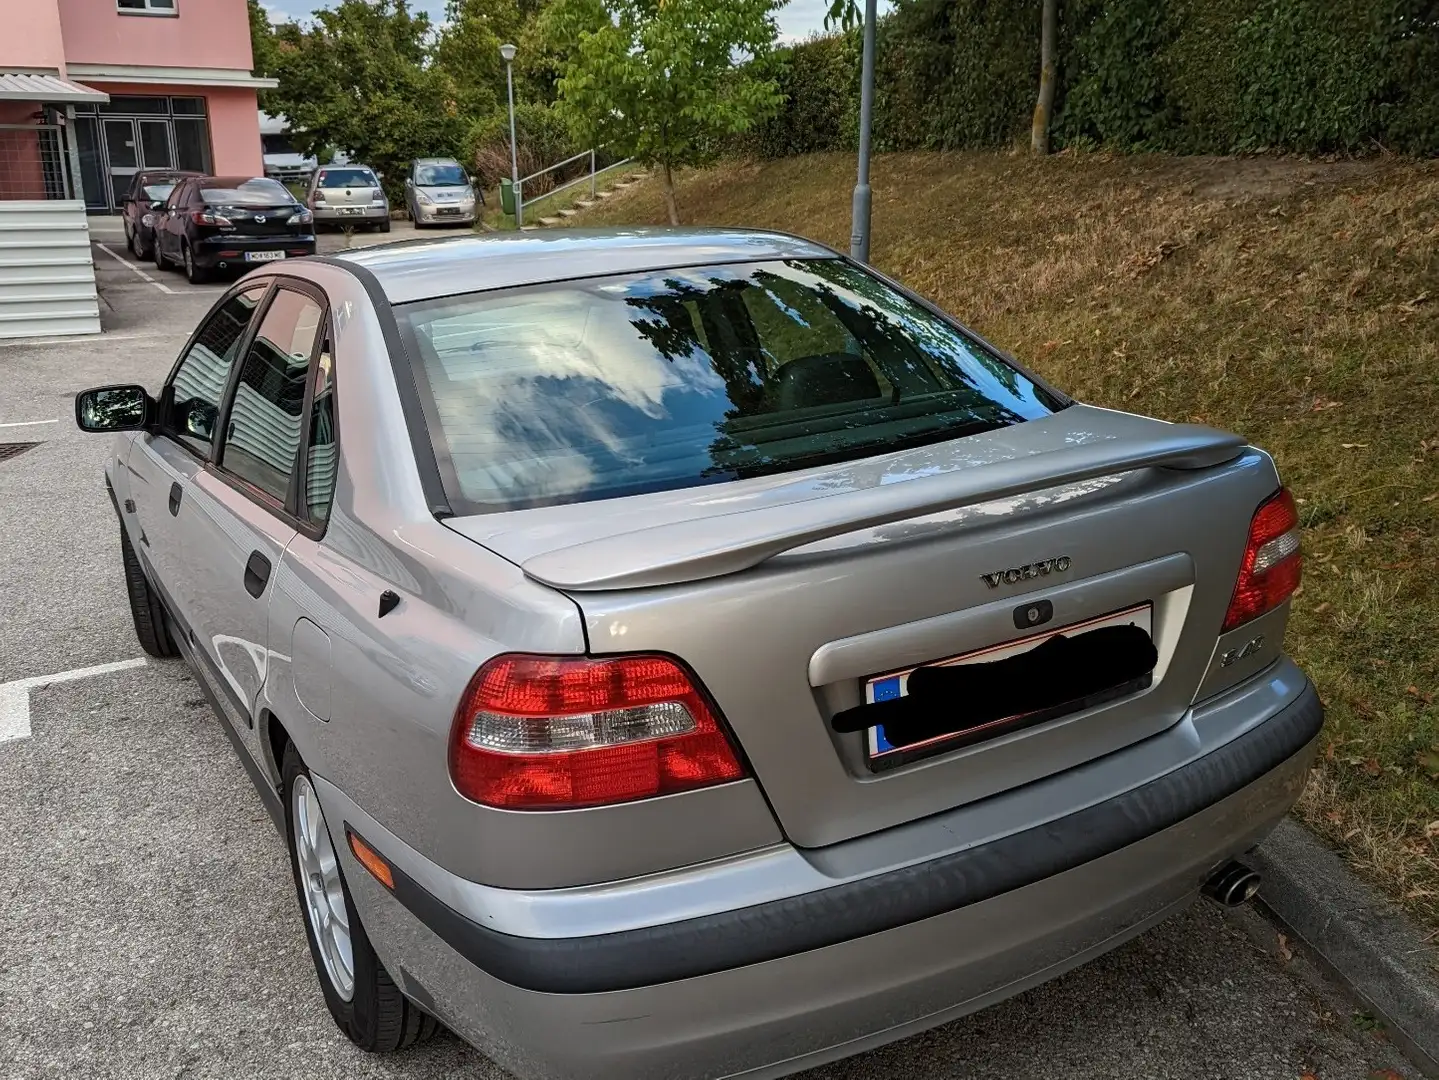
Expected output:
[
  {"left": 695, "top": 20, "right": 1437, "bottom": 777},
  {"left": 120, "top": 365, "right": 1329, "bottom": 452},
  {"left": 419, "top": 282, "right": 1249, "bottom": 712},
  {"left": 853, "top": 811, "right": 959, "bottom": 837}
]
[{"left": 522, "top": 424, "right": 1247, "bottom": 592}]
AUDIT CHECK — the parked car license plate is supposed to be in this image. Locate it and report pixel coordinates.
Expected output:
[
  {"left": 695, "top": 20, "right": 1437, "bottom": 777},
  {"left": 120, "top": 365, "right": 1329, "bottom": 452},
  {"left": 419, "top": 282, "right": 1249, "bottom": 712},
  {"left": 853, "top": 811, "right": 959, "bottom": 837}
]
[
  {"left": 864, "top": 603, "right": 1154, "bottom": 768},
  {"left": 244, "top": 250, "right": 286, "bottom": 262},
  {"left": 340, "top": 207, "right": 363, "bottom": 214}
]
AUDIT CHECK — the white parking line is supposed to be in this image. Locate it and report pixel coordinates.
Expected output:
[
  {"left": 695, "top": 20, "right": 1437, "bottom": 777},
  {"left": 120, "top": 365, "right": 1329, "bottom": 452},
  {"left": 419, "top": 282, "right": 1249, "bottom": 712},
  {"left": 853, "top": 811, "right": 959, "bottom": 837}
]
[
  {"left": 0, "top": 658, "right": 148, "bottom": 744},
  {"left": 0, "top": 419, "right": 58, "bottom": 428},
  {"left": 95, "top": 243, "right": 175, "bottom": 295}
]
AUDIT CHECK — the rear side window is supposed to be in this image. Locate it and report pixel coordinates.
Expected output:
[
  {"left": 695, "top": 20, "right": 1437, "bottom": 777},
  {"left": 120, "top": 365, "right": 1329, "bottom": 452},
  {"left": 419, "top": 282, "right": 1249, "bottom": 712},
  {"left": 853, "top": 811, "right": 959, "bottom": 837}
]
[
  {"left": 219, "top": 289, "right": 323, "bottom": 504},
  {"left": 396, "top": 259, "right": 1063, "bottom": 512}
]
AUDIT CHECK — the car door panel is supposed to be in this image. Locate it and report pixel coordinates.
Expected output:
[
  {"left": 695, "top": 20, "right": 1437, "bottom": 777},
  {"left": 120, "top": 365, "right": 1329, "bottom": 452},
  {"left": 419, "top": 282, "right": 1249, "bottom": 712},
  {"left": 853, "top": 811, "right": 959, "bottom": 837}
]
[{"left": 186, "top": 282, "right": 327, "bottom": 769}]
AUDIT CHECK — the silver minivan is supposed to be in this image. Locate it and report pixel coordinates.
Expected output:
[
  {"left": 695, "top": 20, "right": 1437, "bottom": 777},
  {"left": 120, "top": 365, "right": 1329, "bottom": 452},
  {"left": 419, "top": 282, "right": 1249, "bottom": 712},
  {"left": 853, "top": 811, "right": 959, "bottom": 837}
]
[
  {"left": 305, "top": 164, "right": 390, "bottom": 232},
  {"left": 73, "top": 229, "right": 1321, "bottom": 1080},
  {"left": 404, "top": 157, "right": 480, "bottom": 227}
]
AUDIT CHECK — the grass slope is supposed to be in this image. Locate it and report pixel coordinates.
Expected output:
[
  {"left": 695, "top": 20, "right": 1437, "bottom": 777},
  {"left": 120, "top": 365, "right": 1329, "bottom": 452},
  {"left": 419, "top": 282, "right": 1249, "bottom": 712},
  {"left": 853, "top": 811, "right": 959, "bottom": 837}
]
[{"left": 574, "top": 152, "right": 1439, "bottom": 926}]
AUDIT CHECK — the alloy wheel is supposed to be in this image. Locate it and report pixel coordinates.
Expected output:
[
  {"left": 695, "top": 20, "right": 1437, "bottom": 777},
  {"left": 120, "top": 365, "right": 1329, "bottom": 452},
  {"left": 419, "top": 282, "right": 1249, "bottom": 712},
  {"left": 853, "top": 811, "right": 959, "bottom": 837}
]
[{"left": 292, "top": 774, "right": 355, "bottom": 1001}]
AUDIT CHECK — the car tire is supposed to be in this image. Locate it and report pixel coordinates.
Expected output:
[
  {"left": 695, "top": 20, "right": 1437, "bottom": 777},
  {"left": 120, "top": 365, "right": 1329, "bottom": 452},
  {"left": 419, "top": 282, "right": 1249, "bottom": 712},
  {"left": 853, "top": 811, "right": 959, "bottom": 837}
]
[
  {"left": 183, "top": 244, "right": 209, "bottom": 285},
  {"left": 282, "top": 743, "right": 441, "bottom": 1053},
  {"left": 119, "top": 522, "right": 177, "bottom": 659},
  {"left": 379, "top": 219, "right": 391, "bottom": 233},
  {"left": 154, "top": 238, "right": 168, "bottom": 271}
]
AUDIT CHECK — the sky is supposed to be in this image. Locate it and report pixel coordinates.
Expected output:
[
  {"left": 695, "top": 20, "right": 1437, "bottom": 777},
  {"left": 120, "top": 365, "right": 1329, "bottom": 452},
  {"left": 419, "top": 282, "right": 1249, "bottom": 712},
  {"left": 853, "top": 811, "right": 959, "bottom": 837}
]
[{"left": 258, "top": 0, "right": 868, "bottom": 43}]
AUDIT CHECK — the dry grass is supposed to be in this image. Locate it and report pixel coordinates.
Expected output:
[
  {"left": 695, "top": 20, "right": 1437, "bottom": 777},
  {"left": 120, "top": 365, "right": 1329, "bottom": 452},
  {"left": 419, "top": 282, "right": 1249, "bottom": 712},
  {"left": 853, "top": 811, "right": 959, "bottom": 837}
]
[{"left": 574, "top": 151, "right": 1439, "bottom": 926}]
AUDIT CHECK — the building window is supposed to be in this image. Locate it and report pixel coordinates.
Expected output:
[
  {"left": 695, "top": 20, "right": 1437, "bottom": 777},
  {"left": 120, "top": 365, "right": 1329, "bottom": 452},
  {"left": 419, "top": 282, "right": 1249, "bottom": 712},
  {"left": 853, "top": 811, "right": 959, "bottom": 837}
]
[{"left": 117, "top": 0, "right": 178, "bottom": 14}]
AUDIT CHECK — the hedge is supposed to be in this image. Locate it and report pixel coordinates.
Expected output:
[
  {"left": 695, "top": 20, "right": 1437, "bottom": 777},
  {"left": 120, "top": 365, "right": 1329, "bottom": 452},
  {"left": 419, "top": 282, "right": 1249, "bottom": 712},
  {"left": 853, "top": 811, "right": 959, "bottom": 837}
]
[{"left": 753, "top": 0, "right": 1439, "bottom": 158}]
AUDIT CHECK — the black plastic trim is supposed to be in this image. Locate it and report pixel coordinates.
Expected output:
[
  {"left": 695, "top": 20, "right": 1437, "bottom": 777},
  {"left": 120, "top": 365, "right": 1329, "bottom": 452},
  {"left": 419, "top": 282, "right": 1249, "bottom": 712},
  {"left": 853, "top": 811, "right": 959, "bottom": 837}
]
[
  {"left": 378, "top": 681, "right": 1324, "bottom": 994},
  {"left": 306, "top": 254, "right": 453, "bottom": 518}
]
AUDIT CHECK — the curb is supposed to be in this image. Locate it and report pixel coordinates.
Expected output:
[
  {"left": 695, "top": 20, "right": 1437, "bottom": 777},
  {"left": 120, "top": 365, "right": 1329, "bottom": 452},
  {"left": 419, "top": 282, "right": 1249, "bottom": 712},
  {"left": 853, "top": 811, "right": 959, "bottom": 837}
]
[{"left": 1251, "top": 819, "right": 1439, "bottom": 1077}]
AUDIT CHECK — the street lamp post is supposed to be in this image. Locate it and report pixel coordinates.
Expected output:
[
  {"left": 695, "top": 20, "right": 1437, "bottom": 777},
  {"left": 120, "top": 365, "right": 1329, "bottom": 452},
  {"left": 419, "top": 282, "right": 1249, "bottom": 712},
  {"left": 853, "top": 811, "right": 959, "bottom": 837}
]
[
  {"left": 849, "top": 0, "right": 877, "bottom": 263},
  {"left": 500, "top": 43, "right": 521, "bottom": 227}
]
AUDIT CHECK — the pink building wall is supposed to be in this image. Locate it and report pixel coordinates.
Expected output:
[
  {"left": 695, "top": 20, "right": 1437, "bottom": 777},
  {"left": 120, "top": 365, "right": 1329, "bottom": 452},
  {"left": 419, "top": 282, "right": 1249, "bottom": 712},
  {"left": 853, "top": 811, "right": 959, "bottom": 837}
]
[
  {"left": 0, "top": 4, "right": 68, "bottom": 74},
  {"left": 56, "top": 0, "right": 253, "bottom": 70},
  {"left": 90, "top": 82, "right": 263, "bottom": 175}
]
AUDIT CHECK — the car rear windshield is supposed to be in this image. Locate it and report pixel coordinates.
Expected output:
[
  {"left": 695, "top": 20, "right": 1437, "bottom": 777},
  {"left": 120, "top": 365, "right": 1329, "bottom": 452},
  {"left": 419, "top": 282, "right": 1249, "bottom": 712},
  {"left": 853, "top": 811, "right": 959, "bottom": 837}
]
[
  {"left": 415, "top": 163, "right": 466, "bottom": 186},
  {"left": 395, "top": 258, "right": 1065, "bottom": 512},
  {"left": 317, "top": 168, "right": 376, "bottom": 188},
  {"left": 201, "top": 179, "right": 293, "bottom": 205}
]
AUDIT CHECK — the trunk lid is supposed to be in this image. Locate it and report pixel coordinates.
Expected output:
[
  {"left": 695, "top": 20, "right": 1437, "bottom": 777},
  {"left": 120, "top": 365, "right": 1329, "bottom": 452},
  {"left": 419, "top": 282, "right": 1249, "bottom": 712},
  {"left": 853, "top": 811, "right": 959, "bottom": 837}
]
[
  {"left": 445, "top": 406, "right": 1280, "bottom": 848},
  {"left": 221, "top": 203, "right": 305, "bottom": 236}
]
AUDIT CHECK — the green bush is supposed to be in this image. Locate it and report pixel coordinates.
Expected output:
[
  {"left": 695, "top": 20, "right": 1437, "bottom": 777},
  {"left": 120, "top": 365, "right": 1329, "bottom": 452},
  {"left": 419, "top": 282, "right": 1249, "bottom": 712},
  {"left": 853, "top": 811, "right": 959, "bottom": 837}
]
[
  {"left": 753, "top": 0, "right": 1439, "bottom": 159},
  {"left": 746, "top": 31, "right": 861, "bottom": 157},
  {"left": 469, "top": 102, "right": 577, "bottom": 192}
]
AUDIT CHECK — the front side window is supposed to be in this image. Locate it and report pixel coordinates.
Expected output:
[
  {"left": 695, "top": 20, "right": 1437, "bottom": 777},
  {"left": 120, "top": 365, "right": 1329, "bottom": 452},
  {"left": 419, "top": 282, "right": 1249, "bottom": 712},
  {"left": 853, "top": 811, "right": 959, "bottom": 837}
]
[
  {"left": 165, "top": 286, "right": 267, "bottom": 456},
  {"left": 396, "top": 259, "right": 1064, "bottom": 513},
  {"left": 220, "top": 289, "right": 324, "bottom": 505}
]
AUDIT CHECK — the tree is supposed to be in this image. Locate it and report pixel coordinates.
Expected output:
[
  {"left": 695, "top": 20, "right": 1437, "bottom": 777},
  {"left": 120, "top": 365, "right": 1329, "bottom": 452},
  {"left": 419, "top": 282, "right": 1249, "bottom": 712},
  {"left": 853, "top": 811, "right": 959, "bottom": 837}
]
[
  {"left": 433, "top": 0, "right": 523, "bottom": 117},
  {"left": 246, "top": 0, "right": 280, "bottom": 79},
  {"left": 551, "top": 0, "right": 783, "bottom": 225},
  {"left": 264, "top": 0, "right": 467, "bottom": 199},
  {"left": 1030, "top": 0, "right": 1057, "bottom": 153}
]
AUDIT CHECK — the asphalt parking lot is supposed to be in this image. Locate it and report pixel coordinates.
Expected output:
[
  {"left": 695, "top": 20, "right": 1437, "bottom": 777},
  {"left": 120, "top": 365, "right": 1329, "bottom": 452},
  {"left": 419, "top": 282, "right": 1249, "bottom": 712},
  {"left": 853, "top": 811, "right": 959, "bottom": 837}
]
[{"left": 0, "top": 234, "right": 1421, "bottom": 1080}]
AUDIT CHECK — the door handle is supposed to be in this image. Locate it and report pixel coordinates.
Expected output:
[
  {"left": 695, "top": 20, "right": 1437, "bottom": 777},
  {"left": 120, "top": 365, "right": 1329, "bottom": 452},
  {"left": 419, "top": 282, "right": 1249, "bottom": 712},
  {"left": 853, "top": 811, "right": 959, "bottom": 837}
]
[
  {"left": 168, "top": 482, "right": 182, "bottom": 516},
  {"left": 244, "top": 551, "right": 272, "bottom": 598}
]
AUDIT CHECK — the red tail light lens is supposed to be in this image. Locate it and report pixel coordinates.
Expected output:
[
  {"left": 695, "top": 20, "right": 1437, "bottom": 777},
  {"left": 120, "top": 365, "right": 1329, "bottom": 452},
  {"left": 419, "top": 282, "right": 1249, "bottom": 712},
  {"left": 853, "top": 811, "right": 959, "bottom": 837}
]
[
  {"left": 191, "top": 209, "right": 231, "bottom": 226},
  {"left": 1222, "top": 488, "right": 1302, "bottom": 632},
  {"left": 449, "top": 654, "right": 745, "bottom": 809}
]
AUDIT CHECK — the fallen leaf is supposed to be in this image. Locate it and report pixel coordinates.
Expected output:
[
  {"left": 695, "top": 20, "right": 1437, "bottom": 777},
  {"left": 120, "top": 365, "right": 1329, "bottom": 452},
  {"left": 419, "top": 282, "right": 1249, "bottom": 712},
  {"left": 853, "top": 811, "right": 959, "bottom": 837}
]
[
  {"left": 1405, "top": 685, "right": 1434, "bottom": 704},
  {"left": 1314, "top": 602, "right": 1331, "bottom": 614},
  {"left": 1423, "top": 493, "right": 1437, "bottom": 502},
  {"left": 1324, "top": 809, "right": 1344, "bottom": 824},
  {"left": 1277, "top": 932, "right": 1293, "bottom": 961},
  {"left": 1301, "top": 1073, "right": 1318, "bottom": 1080},
  {"left": 1363, "top": 758, "right": 1383, "bottom": 778},
  {"left": 1311, "top": 399, "right": 1343, "bottom": 411},
  {"left": 1341, "top": 443, "right": 1369, "bottom": 449}
]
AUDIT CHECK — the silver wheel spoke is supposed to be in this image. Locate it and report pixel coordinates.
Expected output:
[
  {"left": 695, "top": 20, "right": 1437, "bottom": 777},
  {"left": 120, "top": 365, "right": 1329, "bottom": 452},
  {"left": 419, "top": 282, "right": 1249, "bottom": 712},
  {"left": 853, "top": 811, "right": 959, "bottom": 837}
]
[{"left": 292, "top": 774, "right": 355, "bottom": 1002}]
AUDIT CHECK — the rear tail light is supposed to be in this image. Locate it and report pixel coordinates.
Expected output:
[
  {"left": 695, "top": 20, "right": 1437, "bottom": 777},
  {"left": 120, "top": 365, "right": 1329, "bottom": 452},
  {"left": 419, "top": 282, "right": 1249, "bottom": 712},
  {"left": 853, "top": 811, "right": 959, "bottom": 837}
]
[
  {"left": 1222, "top": 488, "right": 1302, "bottom": 631},
  {"left": 294, "top": 208, "right": 313, "bottom": 225},
  {"left": 191, "top": 209, "right": 231, "bottom": 226},
  {"left": 449, "top": 654, "right": 745, "bottom": 809}
]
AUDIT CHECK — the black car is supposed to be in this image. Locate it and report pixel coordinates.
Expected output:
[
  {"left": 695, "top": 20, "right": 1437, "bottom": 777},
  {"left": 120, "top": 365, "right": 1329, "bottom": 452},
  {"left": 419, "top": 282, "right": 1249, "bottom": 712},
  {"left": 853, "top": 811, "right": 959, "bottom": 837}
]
[
  {"left": 121, "top": 170, "right": 200, "bottom": 260},
  {"left": 152, "top": 175, "right": 316, "bottom": 284}
]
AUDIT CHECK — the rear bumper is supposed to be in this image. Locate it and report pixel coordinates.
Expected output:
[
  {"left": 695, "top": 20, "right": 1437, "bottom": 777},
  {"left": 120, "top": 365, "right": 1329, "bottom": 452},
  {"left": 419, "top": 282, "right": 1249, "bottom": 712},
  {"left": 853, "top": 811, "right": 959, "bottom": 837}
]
[
  {"left": 195, "top": 235, "right": 317, "bottom": 266},
  {"left": 312, "top": 206, "right": 388, "bottom": 223},
  {"left": 320, "top": 664, "right": 1321, "bottom": 1079}
]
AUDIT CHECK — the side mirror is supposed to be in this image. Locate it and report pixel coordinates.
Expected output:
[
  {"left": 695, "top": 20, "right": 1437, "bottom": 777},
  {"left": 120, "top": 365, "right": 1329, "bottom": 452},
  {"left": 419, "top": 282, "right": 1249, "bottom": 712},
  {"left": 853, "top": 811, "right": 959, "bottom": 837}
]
[{"left": 75, "top": 384, "right": 153, "bottom": 432}]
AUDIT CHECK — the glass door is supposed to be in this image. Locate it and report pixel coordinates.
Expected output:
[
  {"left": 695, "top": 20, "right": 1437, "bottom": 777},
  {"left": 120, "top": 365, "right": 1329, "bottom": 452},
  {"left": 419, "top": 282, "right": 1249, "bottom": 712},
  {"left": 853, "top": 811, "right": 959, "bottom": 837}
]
[
  {"left": 103, "top": 118, "right": 139, "bottom": 209},
  {"left": 138, "top": 119, "right": 174, "bottom": 170}
]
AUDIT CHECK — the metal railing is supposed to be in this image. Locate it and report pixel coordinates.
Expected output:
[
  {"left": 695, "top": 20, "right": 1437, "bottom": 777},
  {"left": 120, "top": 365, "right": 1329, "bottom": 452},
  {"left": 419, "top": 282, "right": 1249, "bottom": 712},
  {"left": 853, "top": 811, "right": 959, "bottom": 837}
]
[
  {"left": 514, "top": 148, "right": 633, "bottom": 226},
  {"left": 0, "top": 125, "right": 72, "bottom": 201}
]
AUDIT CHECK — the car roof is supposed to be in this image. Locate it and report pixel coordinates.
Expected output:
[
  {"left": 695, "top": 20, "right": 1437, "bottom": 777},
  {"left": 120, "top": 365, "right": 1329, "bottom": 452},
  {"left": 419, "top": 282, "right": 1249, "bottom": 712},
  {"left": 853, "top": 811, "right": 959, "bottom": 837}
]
[
  {"left": 412, "top": 157, "right": 458, "bottom": 165},
  {"left": 329, "top": 227, "right": 839, "bottom": 304}
]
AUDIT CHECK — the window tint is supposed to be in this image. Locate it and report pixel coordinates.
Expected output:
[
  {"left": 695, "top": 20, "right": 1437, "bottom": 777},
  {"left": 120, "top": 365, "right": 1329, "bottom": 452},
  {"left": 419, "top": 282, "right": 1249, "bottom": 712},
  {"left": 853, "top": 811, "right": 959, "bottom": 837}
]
[
  {"left": 201, "top": 179, "right": 293, "bottom": 206},
  {"left": 397, "top": 259, "right": 1064, "bottom": 512},
  {"left": 166, "top": 286, "right": 267, "bottom": 456},
  {"left": 220, "top": 289, "right": 323, "bottom": 505},
  {"left": 316, "top": 168, "right": 376, "bottom": 188},
  {"left": 304, "top": 345, "right": 337, "bottom": 524},
  {"left": 415, "top": 163, "right": 466, "bottom": 186},
  {"left": 142, "top": 183, "right": 176, "bottom": 203}
]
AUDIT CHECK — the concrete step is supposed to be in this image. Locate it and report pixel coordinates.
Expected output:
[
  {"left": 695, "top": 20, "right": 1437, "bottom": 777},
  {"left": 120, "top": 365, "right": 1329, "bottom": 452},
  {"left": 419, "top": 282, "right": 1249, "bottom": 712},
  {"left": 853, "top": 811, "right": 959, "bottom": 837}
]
[
  {"left": 557, "top": 208, "right": 579, "bottom": 219},
  {"left": 594, "top": 191, "right": 614, "bottom": 200},
  {"left": 574, "top": 199, "right": 596, "bottom": 209},
  {"left": 519, "top": 225, "right": 540, "bottom": 232},
  {"left": 537, "top": 216, "right": 562, "bottom": 227}
]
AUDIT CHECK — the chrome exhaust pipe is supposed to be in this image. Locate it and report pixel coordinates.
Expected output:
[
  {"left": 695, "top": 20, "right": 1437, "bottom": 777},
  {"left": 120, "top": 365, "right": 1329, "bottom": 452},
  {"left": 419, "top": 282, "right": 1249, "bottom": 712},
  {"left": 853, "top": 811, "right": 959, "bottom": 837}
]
[{"left": 1202, "top": 860, "right": 1262, "bottom": 907}]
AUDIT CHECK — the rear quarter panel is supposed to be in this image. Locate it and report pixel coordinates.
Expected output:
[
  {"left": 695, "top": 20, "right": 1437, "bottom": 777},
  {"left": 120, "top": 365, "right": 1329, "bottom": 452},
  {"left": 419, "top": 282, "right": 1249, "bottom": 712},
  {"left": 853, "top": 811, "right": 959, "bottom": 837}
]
[{"left": 259, "top": 266, "right": 780, "bottom": 888}]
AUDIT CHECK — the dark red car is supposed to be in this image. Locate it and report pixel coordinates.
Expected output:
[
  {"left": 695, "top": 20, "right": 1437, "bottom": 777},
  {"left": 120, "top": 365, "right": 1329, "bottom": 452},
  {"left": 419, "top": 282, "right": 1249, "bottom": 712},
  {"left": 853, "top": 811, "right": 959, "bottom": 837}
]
[{"left": 121, "top": 169, "right": 200, "bottom": 260}]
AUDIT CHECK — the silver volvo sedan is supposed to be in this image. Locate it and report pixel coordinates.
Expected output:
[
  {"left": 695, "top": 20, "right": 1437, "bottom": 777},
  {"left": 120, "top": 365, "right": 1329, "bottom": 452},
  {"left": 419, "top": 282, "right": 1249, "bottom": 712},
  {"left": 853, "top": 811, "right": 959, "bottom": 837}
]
[{"left": 75, "top": 229, "right": 1320, "bottom": 1079}]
